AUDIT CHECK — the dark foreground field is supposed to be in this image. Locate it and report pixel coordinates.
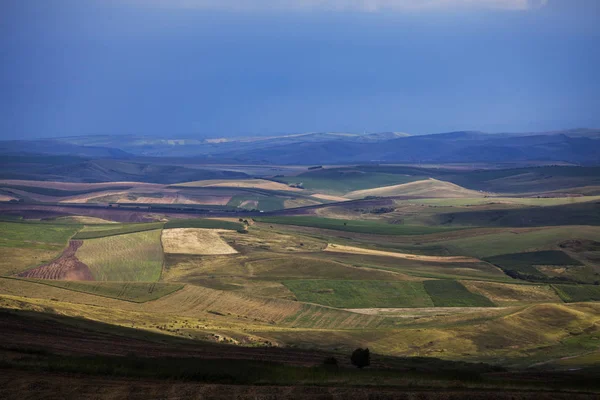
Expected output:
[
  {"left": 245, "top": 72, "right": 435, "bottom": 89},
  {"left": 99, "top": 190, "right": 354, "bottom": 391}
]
[{"left": 1, "top": 309, "right": 599, "bottom": 400}]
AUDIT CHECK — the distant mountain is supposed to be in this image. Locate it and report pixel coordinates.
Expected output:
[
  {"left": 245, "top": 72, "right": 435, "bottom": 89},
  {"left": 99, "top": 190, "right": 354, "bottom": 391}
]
[{"left": 2, "top": 129, "right": 599, "bottom": 165}]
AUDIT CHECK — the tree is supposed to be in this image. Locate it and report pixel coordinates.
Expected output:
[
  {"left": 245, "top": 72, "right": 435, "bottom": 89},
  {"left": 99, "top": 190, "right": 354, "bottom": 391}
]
[{"left": 350, "top": 348, "right": 370, "bottom": 369}]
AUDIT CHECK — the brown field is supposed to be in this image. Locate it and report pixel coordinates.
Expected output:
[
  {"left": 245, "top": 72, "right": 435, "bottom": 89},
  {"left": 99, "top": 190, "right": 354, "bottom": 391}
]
[
  {"left": 17, "top": 241, "right": 94, "bottom": 281},
  {"left": 162, "top": 228, "right": 238, "bottom": 255},
  {"left": 176, "top": 179, "right": 303, "bottom": 192},
  {"left": 345, "top": 178, "right": 486, "bottom": 199},
  {"left": 324, "top": 243, "right": 481, "bottom": 263},
  {"left": 461, "top": 281, "right": 562, "bottom": 305}
]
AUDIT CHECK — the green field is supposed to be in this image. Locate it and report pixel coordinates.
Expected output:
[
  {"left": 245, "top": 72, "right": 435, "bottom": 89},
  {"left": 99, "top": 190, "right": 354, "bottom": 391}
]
[
  {"left": 164, "top": 218, "right": 243, "bottom": 230},
  {"left": 552, "top": 284, "right": 600, "bottom": 302},
  {"left": 485, "top": 251, "right": 583, "bottom": 279},
  {"left": 278, "top": 168, "right": 424, "bottom": 194},
  {"left": 256, "top": 216, "right": 461, "bottom": 235},
  {"left": 14, "top": 280, "right": 183, "bottom": 303},
  {"left": 0, "top": 221, "right": 80, "bottom": 248},
  {"left": 73, "top": 222, "right": 165, "bottom": 239},
  {"left": 283, "top": 280, "right": 434, "bottom": 308},
  {"left": 443, "top": 226, "right": 600, "bottom": 258},
  {"left": 77, "top": 230, "right": 164, "bottom": 282},
  {"left": 423, "top": 280, "right": 495, "bottom": 307}
]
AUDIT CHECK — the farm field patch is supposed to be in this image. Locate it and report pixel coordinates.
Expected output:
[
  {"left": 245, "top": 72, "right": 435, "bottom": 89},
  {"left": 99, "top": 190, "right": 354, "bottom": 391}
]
[
  {"left": 255, "top": 216, "right": 462, "bottom": 235},
  {"left": 461, "top": 281, "right": 562, "bottom": 305},
  {"left": 552, "top": 284, "right": 600, "bottom": 302},
  {"left": 0, "top": 221, "right": 80, "bottom": 247},
  {"left": 283, "top": 280, "right": 434, "bottom": 308},
  {"left": 484, "top": 250, "right": 584, "bottom": 281},
  {"left": 76, "top": 230, "right": 164, "bottom": 282},
  {"left": 161, "top": 228, "right": 237, "bottom": 255},
  {"left": 443, "top": 226, "right": 600, "bottom": 258},
  {"left": 164, "top": 218, "right": 242, "bottom": 230},
  {"left": 73, "top": 222, "right": 164, "bottom": 239},
  {"left": 17, "top": 240, "right": 93, "bottom": 281},
  {"left": 423, "top": 280, "right": 495, "bottom": 307},
  {"left": 18, "top": 280, "right": 184, "bottom": 302},
  {"left": 324, "top": 243, "right": 480, "bottom": 263}
]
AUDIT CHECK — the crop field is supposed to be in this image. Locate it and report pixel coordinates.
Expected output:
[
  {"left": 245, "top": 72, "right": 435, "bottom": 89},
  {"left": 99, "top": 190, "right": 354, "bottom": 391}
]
[
  {"left": 0, "top": 220, "right": 80, "bottom": 247},
  {"left": 17, "top": 280, "right": 184, "bottom": 302},
  {"left": 161, "top": 228, "right": 238, "bottom": 255},
  {"left": 552, "top": 284, "right": 600, "bottom": 302},
  {"left": 442, "top": 226, "right": 600, "bottom": 258},
  {"left": 461, "top": 281, "right": 562, "bottom": 305},
  {"left": 73, "top": 222, "right": 165, "bottom": 239},
  {"left": 283, "top": 280, "right": 434, "bottom": 308},
  {"left": 256, "top": 216, "right": 461, "bottom": 235},
  {"left": 76, "top": 230, "right": 164, "bottom": 282},
  {"left": 423, "top": 280, "right": 495, "bottom": 307},
  {"left": 164, "top": 218, "right": 242, "bottom": 230},
  {"left": 484, "top": 250, "right": 584, "bottom": 281}
]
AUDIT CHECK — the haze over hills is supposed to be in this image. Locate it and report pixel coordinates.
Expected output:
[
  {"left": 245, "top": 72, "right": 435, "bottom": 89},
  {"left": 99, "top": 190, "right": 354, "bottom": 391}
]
[{"left": 1, "top": 128, "right": 600, "bottom": 165}]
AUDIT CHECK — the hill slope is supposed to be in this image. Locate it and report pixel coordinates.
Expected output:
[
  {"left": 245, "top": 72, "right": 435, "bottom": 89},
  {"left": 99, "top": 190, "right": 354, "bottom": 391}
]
[{"left": 345, "top": 178, "right": 486, "bottom": 199}]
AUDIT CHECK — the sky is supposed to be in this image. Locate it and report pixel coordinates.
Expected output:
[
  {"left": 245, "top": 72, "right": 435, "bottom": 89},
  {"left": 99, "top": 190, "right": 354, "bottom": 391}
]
[{"left": 0, "top": 0, "right": 599, "bottom": 139}]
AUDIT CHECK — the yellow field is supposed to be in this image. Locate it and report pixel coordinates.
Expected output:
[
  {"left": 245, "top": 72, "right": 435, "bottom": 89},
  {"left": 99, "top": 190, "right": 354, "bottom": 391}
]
[
  {"left": 345, "top": 178, "right": 485, "bottom": 199},
  {"left": 161, "top": 228, "right": 238, "bottom": 255}
]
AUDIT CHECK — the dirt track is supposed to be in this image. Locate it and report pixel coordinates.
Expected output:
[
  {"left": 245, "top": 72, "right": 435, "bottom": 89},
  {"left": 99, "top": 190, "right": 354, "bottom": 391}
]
[{"left": 17, "top": 241, "right": 94, "bottom": 281}]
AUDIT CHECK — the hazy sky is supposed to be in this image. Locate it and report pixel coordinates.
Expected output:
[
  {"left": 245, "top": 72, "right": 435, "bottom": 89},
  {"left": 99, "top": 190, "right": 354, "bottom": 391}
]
[{"left": 1, "top": 0, "right": 599, "bottom": 139}]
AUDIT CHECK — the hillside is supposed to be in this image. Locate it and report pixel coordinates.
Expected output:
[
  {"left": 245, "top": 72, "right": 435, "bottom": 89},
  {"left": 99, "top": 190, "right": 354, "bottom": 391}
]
[{"left": 345, "top": 178, "right": 486, "bottom": 199}]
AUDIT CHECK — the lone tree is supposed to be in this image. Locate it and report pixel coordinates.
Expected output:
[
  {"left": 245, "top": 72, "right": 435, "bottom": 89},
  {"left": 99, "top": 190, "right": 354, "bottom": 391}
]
[{"left": 350, "top": 348, "right": 370, "bottom": 369}]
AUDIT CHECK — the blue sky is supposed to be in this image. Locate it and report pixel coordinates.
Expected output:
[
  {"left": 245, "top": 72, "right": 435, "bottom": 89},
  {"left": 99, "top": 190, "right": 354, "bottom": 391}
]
[{"left": 1, "top": 0, "right": 599, "bottom": 139}]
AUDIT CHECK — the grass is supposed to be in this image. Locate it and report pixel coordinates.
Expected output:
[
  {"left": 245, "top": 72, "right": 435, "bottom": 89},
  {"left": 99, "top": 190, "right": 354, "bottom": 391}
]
[
  {"left": 423, "top": 280, "right": 495, "bottom": 307},
  {"left": 443, "top": 226, "right": 600, "bottom": 258},
  {"left": 283, "top": 280, "right": 434, "bottom": 308},
  {"left": 12, "top": 280, "right": 183, "bottom": 303},
  {"left": 256, "top": 216, "right": 461, "bottom": 236},
  {"left": 0, "top": 221, "right": 80, "bottom": 248},
  {"left": 73, "top": 222, "right": 164, "bottom": 239},
  {"left": 552, "top": 284, "right": 600, "bottom": 302},
  {"left": 0, "top": 247, "right": 64, "bottom": 276},
  {"left": 164, "top": 218, "right": 242, "bottom": 230},
  {"left": 484, "top": 250, "right": 584, "bottom": 281},
  {"left": 76, "top": 230, "right": 164, "bottom": 282}
]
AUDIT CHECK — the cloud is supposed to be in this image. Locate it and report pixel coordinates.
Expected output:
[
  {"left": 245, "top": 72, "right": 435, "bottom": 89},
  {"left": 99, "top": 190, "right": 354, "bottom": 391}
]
[{"left": 133, "top": 0, "right": 549, "bottom": 12}]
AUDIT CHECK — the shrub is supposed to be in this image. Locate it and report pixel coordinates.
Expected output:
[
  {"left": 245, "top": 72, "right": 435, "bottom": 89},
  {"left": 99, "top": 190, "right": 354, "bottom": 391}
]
[{"left": 350, "top": 348, "right": 370, "bottom": 369}]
